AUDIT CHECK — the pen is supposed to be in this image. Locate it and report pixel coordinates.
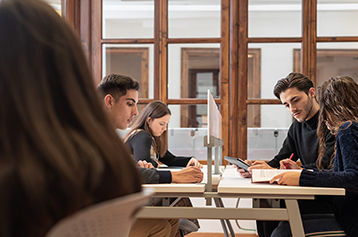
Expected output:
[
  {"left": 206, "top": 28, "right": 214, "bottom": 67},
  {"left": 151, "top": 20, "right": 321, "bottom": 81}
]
[{"left": 285, "top": 153, "right": 294, "bottom": 169}]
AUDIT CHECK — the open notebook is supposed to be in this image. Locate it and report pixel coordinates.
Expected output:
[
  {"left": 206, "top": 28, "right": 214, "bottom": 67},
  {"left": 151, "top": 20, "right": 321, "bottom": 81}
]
[{"left": 251, "top": 169, "right": 302, "bottom": 183}]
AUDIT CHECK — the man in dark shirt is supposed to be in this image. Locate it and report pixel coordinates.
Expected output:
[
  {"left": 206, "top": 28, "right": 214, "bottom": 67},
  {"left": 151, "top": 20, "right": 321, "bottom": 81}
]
[
  {"left": 236, "top": 72, "right": 336, "bottom": 237},
  {"left": 97, "top": 74, "right": 203, "bottom": 237}
]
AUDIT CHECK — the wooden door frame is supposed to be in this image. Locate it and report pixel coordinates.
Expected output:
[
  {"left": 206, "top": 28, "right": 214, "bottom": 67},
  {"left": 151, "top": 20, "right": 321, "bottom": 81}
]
[{"left": 180, "top": 47, "right": 261, "bottom": 128}]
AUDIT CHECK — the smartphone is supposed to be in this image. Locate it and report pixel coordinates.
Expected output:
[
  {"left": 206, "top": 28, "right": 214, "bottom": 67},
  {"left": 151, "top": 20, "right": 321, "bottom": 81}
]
[{"left": 224, "top": 156, "right": 250, "bottom": 172}]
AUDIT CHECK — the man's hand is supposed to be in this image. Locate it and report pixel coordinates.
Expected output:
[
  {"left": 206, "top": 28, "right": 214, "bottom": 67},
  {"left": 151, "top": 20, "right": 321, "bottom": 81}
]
[
  {"left": 235, "top": 160, "right": 254, "bottom": 178},
  {"left": 171, "top": 166, "right": 203, "bottom": 183},
  {"left": 279, "top": 159, "right": 302, "bottom": 170},
  {"left": 186, "top": 157, "right": 203, "bottom": 168},
  {"left": 248, "top": 160, "right": 274, "bottom": 172},
  {"left": 137, "top": 160, "right": 154, "bottom": 169},
  {"left": 270, "top": 171, "right": 301, "bottom": 185}
]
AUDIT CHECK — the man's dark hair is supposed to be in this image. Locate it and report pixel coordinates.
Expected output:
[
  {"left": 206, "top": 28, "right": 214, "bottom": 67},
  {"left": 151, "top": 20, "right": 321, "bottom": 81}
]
[
  {"left": 273, "top": 72, "right": 314, "bottom": 99},
  {"left": 97, "top": 74, "right": 140, "bottom": 101}
]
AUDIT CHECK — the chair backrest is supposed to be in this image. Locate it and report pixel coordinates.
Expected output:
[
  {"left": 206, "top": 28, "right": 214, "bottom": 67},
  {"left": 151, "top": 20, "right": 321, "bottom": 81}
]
[{"left": 45, "top": 188, "right": 153, "bottom": 237}]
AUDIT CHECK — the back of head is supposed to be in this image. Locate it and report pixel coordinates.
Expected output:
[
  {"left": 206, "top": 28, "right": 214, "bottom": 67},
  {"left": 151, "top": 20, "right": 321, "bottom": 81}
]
[
  {"left": 0, "top": 0, "right": 141, "bottom": 236},
  {"left": 273, "top": 72, "right": 314, "bottom": 99},
  {"left": 316, "top": 75, "right": 358, "bottom": 169},
  {"left": 97, "top": 74, "right": 140, "bottom": 101},
  {"left": 317, "top": 75, "right": 358, "bottom": 130}
]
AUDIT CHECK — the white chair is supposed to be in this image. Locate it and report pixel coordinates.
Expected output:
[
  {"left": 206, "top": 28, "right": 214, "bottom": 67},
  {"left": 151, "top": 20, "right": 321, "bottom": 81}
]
[{"left": 45, "top": 188, "right": 153, "bottom": 237}]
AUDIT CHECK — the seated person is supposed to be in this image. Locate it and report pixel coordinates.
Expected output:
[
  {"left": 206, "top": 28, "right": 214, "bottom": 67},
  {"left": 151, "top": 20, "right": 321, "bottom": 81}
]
[
  {"left": 0, "top": 1, "right": 141, "bottom": 236},
  {"left": 236, "top": 73, "right": 336, "bottom": 237},
  {"left": 271, "top": 75, "right": 358, "bottom": 236},
  {"left": 124, "top": 100, "right": 203, "bottom": 169},
  {"left": 97, "top": 74, "right": 203, "bottom": 237}
]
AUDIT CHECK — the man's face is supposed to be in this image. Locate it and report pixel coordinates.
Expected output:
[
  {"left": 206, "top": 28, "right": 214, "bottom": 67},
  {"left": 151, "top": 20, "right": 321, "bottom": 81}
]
[
  {"left": 107, "top": 89, "right": 139, "bottom": 130},
  {"left": 279, "top": 87, "right": 315, "bottom": 122}
]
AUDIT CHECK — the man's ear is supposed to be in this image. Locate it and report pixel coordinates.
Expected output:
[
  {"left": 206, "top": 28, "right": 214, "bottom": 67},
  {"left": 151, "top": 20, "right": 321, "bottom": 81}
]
[
  {"left": 308, "top": 87, "right": 316, "bottom": 98},
  {"left": 104, "top": 94, "right": 115, "bottom": 109}
]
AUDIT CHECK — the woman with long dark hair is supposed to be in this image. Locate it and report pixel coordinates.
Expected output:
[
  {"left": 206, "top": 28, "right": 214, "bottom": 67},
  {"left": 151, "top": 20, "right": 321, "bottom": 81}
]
[
  {"left": 124, "top": 101, "right": 202, "bottom": 168},
  {"left": 270, "top": 76, "right": 358, "bottom": 237},
  {"left": 0, "top": 0, "right": 141, "bottom": 236}
]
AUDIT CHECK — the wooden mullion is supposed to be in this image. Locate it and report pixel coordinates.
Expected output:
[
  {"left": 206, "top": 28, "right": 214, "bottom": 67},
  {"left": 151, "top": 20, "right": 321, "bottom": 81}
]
[
  {"left": 247, "top": 99, "right": 281, "bottom": 105},
  {"left": 167, "top": 38, "right": 222, "bottom": 44},
  {"left": 221, "top": 0, "right": 230, "bottom": 161},
  {"left": 301, "top": 0, "right": 309, "bottom": 76},
  {"left": 79, "top": 0, "right": 92, "bottom": 74},
  {"left": 307, "top": 0, "right": 317, "bottom": 83},
  {"left": 237, "top": 0, "right": 248, "bottom": 160},
  {"left": 101, "top": 39, "right": 155, "bottom": 44},
  {"left": 248, "top": 37, "right": 302, "bottom": 43},
  {"left": 317, "top": 37, "right": 358, "bottom": 42},
  {"left": 166, "top": 99, "right": 214, "bottom": 105},
  {"left": 91, "top": 0, "right": 102, "bottom": 84},
  {"left": 229, "top": 0, "right": 239, "bottom": 157},
  {"left": 154, "top": 0, "right": 168, "bottom": 102}
]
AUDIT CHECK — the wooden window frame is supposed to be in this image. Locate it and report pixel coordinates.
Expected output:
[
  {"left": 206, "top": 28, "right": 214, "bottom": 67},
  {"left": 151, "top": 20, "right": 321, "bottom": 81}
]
[{"left": 67, "top": 0, "right": 358, "bottom": 160}]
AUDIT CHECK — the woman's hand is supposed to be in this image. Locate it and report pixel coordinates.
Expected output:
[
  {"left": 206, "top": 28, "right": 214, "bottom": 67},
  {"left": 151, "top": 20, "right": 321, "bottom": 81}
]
[
  {"left": 270, "top": 171, "right": 302, "bottom": 186},
  {"left": 137, "top": 160, "right": 155, "bottom": 169},
  {"left": 186, "top": 157, "right": 203, "bottom": 168}
]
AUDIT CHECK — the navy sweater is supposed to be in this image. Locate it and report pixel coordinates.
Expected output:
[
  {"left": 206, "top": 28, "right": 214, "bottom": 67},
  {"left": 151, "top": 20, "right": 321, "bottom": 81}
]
[{"left": 300, "top": 121, "right": 358, "bottom": 236}]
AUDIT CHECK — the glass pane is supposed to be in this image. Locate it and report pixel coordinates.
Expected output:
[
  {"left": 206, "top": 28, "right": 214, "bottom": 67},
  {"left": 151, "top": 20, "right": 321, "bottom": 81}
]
[
  {"left": 248, "top": 0, "right": 302, "bottom": 37},
  {"left": 317, "top": 0, "right": 358, "bottom": 37},
  {"left": 168, "top": 105, "right": 208, "bottom": 161},
  {"left": 168, "top": 104, "right": 208, "bottom": 128},
  {"left": 44, "top": 0, "right": 61, "bottom": 14},
  {"left": 317, "top": 42, "right": 358, "bottom": 86},
  {"left": 103, "top": 44, "right": 154, "bottom": 99},
  {"left": 247, "top": 105, "right": 291, "bottom": 161},
  {"left": 168, "top": 43, "right": 221, "bottom": 99},
  {"left": 103, "top": 0, "right": 154, "bottom": 39},
  {"left": 248, "top": 43, "right": 302, "bottom": 99},
  {"left": 168, "top": 0, "right": 221, "bottom": 38}
]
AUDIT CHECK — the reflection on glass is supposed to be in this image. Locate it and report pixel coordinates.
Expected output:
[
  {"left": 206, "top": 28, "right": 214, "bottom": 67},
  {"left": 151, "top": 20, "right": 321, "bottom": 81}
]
[
  {"left": 293, "top": 42, "right": 358, "bottom": 87},
  {"left": 103, "top": 44, "right": 154, "bottom": 99},
  {"left": 102, "top": 0, "right": 154, "bottom": 39},
  {"left": 248, "top": 0, "right": 302, "bottom": 37},
  {"left": 248, "top": 43, "right": 301, "bottom": 99},
  {"left": 247, "top": 104, "right": 291, "bottom": 161},
  {"left": 168, "top": 43, "right": 220, "bottom": 99},
  {"left": 317, "top": 0, "right": 358, "bottom": 37},
  {"left": 168, "top": 0, "right": 221, "bottom": 38}
]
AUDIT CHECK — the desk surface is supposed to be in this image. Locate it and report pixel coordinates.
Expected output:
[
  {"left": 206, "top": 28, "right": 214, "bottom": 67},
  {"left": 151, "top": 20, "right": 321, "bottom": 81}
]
[{"left": 218, "top": 166, "right": 345, "bottom": 197}]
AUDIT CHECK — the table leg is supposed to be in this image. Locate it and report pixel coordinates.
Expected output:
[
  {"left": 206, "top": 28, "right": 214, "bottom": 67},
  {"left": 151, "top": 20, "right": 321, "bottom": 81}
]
[
  {"left": 214, "top": 198, "right": 237, "bottom": 237},
  {"left": 284, "top": 200, "right": 304, "bottom": 237}
]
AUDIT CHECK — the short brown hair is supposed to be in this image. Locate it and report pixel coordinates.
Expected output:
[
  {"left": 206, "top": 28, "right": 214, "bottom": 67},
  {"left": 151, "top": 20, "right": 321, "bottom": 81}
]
[
  {"left": 273, "top": 72, "right": 314, "bottom": 100},
  {"left": 97, "top": 74, "right": 140, "bottom": 101}
]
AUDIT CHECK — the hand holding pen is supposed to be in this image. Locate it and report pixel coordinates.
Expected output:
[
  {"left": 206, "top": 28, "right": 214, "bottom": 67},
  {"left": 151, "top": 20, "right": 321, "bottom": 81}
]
[
  {"left": 285, "top": 153, "right": 294, "bottom": 169},
  {"left": 280, "top": 153, "right": 300, "bottom": 169}
]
